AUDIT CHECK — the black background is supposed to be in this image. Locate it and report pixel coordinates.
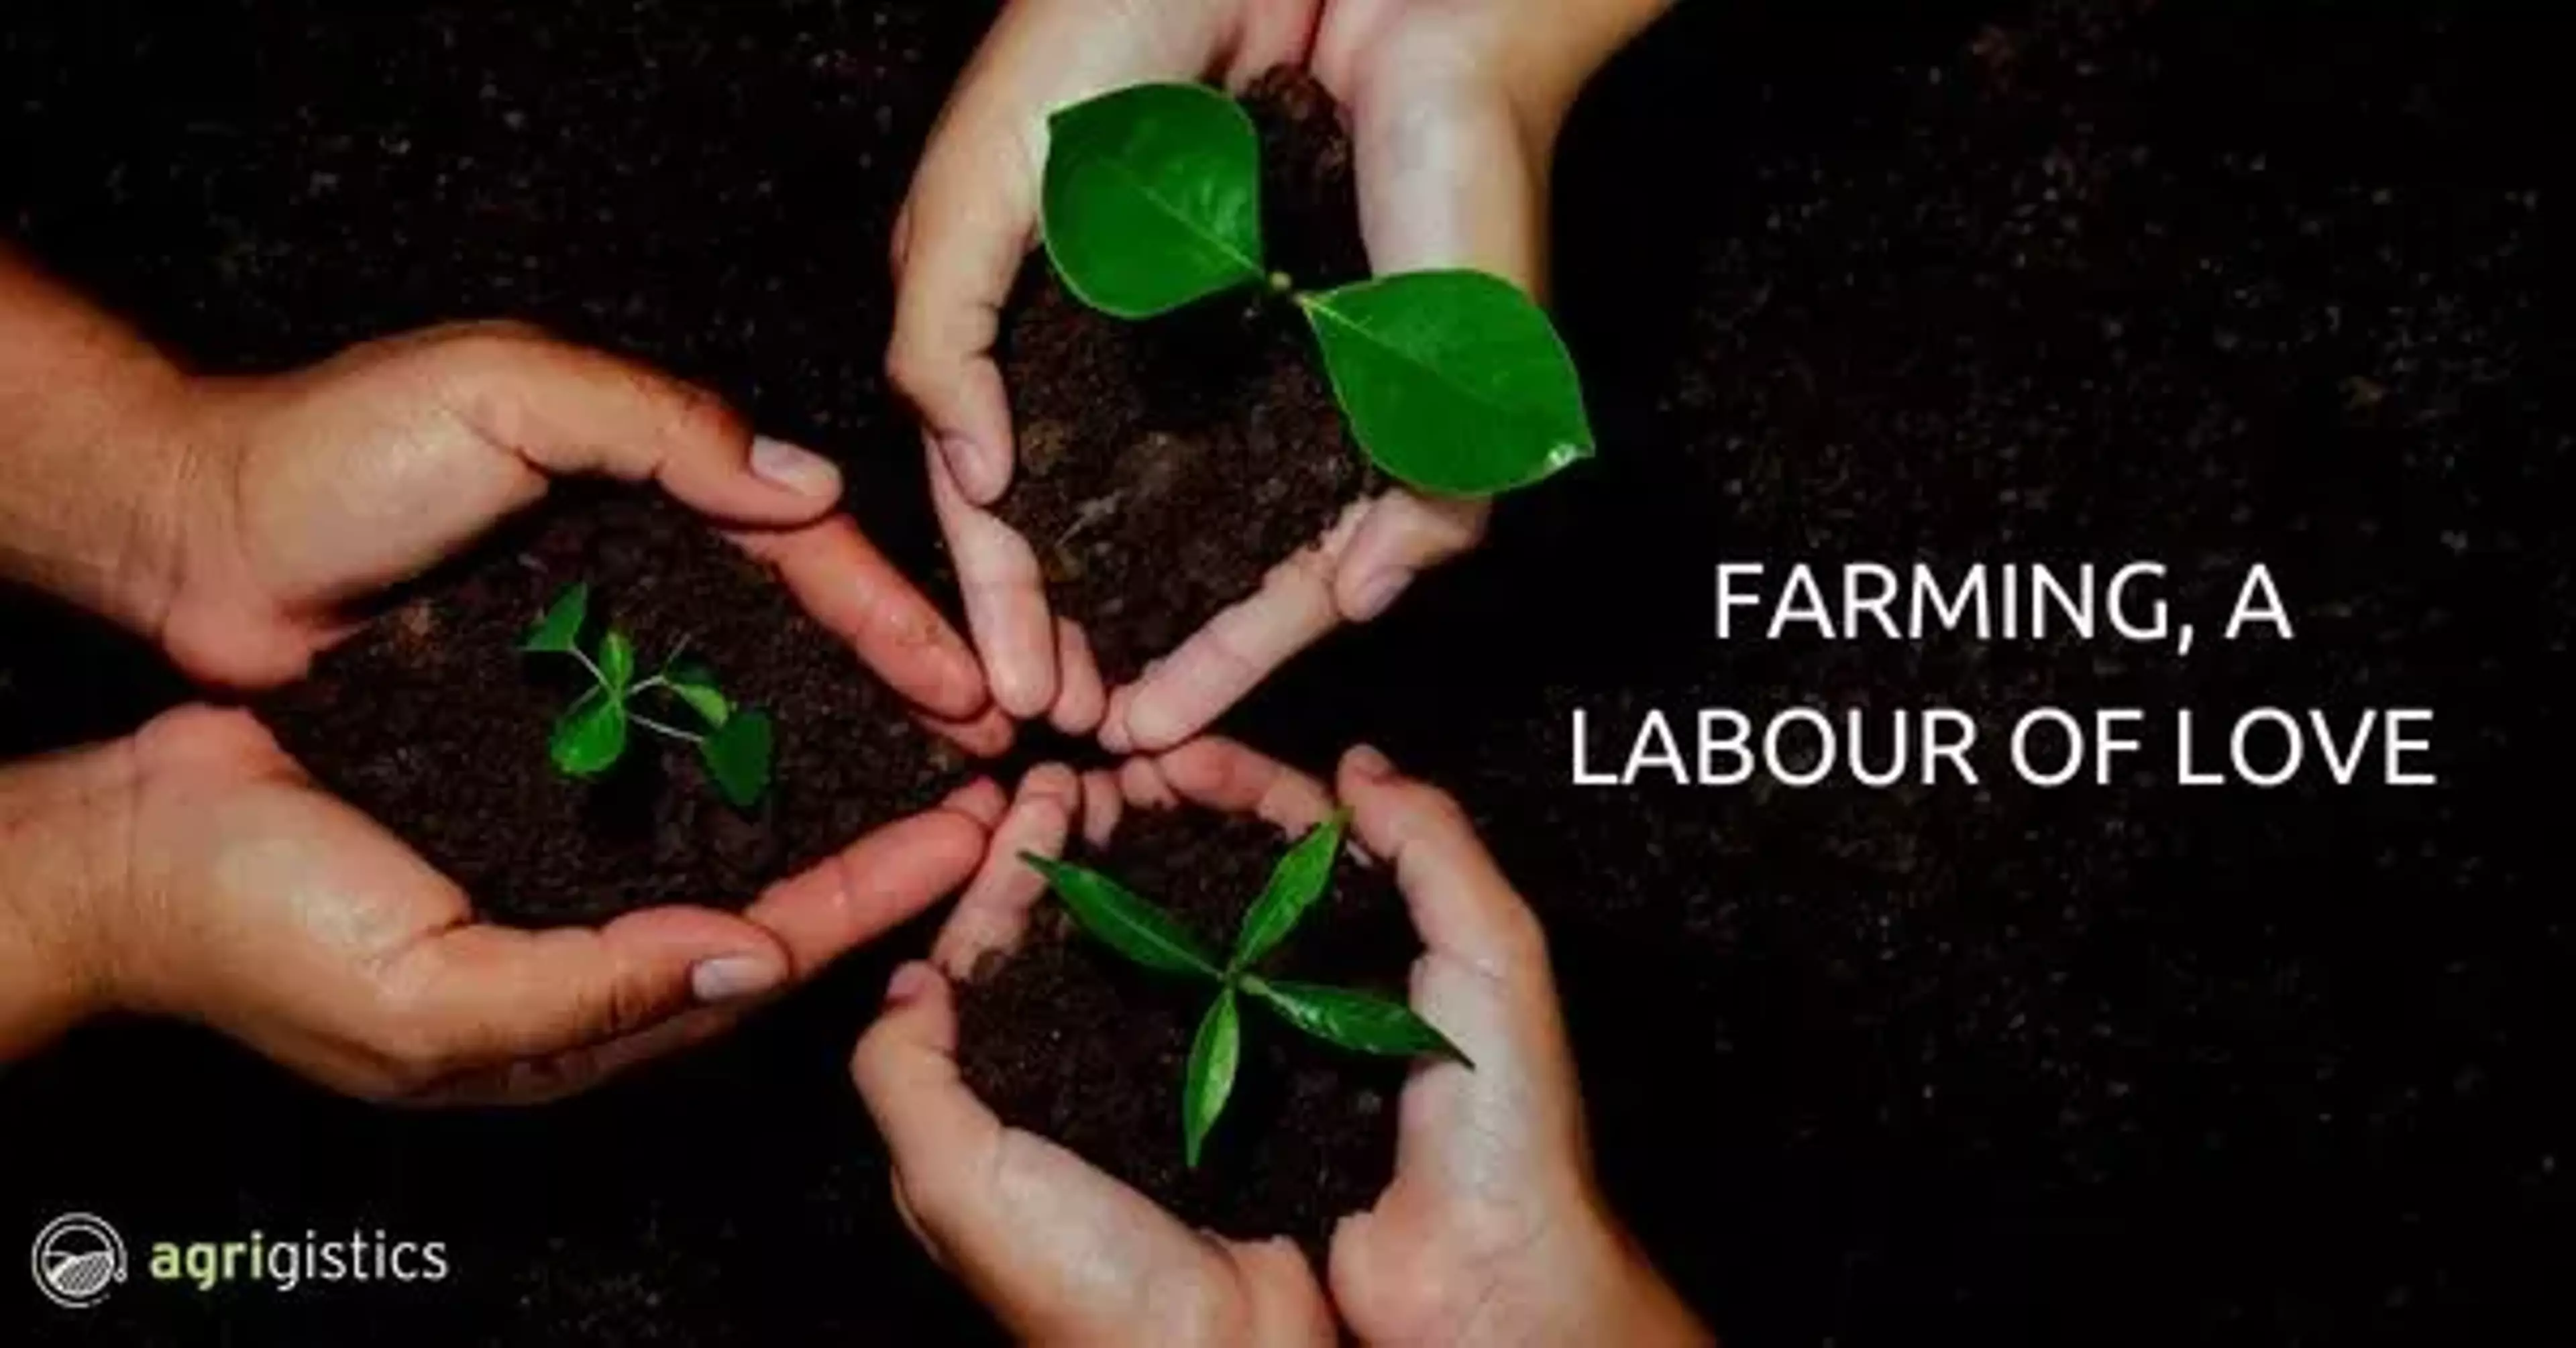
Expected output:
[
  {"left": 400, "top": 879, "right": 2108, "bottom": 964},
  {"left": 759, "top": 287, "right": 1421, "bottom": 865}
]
[{"left": 3, "top": 1, "right": 2569, "bottom": 1343}]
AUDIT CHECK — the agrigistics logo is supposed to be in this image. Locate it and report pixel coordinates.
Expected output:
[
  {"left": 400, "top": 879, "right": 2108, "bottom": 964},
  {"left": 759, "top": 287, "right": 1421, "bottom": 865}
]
[{"left": 29, "top": 1213, "right": 450, "bottom": 1310}]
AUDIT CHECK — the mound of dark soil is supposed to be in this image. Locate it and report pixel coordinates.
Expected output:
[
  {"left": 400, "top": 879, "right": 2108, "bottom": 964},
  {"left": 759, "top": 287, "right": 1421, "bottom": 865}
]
[
  {"left": 991, "top": 68, "right": 1379, "bottom": 682},
  {"left": 956, "top": 807, "right": 1412, "bottom": 1256},
  {"left": 259, "top": 492, "right": 965, "bottom": 928}
]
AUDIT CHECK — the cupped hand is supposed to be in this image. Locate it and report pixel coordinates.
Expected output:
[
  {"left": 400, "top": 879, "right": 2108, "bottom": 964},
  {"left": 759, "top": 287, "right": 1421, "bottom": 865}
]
[
  {"left": 890, "top": 0, "right": 1319, "bottom": 733},
  {"left": 847, "top": 750, "right": 1346, "bottom": 1347},
  {"left": 1094, "top": 0, "right": 1562, "bottom": 753},
  {"left": 94, "top": 704, "right": 1004, "bottom": 1105},
  {"left": 145, "top": 319, "right": 1007, "bottom": 750},
  {"left": 1321, "top": 745, "right": 1709, "bottom": 1347}
]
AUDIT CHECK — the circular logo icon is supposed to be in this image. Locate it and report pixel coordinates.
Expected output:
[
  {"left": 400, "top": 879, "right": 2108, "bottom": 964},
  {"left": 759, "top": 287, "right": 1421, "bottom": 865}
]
[{"left": 31, "top": 1213, "right": 125, "bottom": 1310}]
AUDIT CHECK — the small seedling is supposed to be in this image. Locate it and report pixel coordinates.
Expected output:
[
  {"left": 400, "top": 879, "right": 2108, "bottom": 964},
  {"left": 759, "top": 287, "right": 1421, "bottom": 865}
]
[
  {"left": 1022, "top": 811, "right": 1470, "bottom": 1168},
  {"left": 1041, "top": 82, "right": 1596, "bottom": 498},
  {"left": 521, "top": 583, "right": 773, "bottom": 809}
]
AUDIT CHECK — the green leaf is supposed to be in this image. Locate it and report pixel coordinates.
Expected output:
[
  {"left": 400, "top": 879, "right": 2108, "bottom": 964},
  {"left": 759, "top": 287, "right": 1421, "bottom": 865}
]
[
  {"left": 550, "top": 688, "right": 629, "bottom": 779},
  {"left": 1231, "top": 810, "right": 1350, "bottom": 972},
  {"left": 1299, "top": 270, "right": 1595, "bottom": 496},
  {"left": 663, "top": 659, "right": 732, "bottom": 729},
  {"left": 1042, "top": 82, "right": 1267, "bottom": 319},
  {"left": 1247, "top": 978, "right": 1471, "bottom": 1066},
  {"left": 1020, "top": 854, "right": 1222, "bottom": 981},
  {"left": 700, "top": 708, "right": 773, "bottom": 809},
  {"left": 523, "top": 583, "right": 590, "bottom": 655},
  {"left": 598, "top": 629, "right": 637, "bottom": 693},
  {"left": 1183, "top": 989, "right": 1242, "bottom": 1169}
]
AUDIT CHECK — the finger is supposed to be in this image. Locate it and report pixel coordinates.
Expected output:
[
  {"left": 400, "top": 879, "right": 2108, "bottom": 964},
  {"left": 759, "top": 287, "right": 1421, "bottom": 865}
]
[
  {"left": 1336, "top": 745, "right": 1548, "bottom": 981},
  {"left": 1221, "top": 0, "right": 1325, "bottom": 87},
  {"left": 928, "top": 440, "right": 1059, "bottom": 719},
  {"left": 932, "top": 765, "right": 1081, "bottom": 979},
  {"left": 431, "top": 325, "right": 844, "bottom": 524},
  {"left": 851, "top": 962, "right": 1009, "bottom": 1209},
  {"left": 1098, "top": 681, "right": 1140, "bottom": 756},
  {"left": 887, "top": 126, "right": 1025, "bottom": 505},
  {"left": 919, "top": 704, "right": 1018, "bottom": 760},
  {"left": 132, "top": 704, "right": 301, "bottom": 778},
  {"left": 1340, "top": 74, "right": 1550, "bottom": 292},
  {"left": 748, "top": 794, "right": 993, "bottom": 976},
  {"left": 1228, "top": 1236, "right": 1337, "bottom": 1345},
  {"left": 731, "top": 517, "right": 989, "bottom": 721},
  {"left": 1079, "top": 769, "right": 1122, "bottom": 848},
  {"left": 1153, "top": 738, "right": 1337, "bottom": 836},
  {"left": 1332, "top": 491, "right": 1489, "bottom": 624},
  {"left": 943, "top": 776, "right": 1012, "bottom": 832},
  {"left": 1047, "top": 619, "right": 1108, "bottom": 736},
  {"left": 381, "top": 904, "right": 792, "bottom": 1074},
  {"left": 1118, "top": 755, "right": 1181, "bottom": 811},
  {"left": 1111, "top": 531, "right": 1346, "bottom": 753}
]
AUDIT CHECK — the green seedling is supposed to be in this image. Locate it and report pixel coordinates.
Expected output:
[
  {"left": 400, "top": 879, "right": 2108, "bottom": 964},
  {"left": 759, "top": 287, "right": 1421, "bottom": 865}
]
[
  {"left": 1022, "top": 811, "right": 1470, "bottom": 1168},
  {"left": 1041, "top": 82, "right": 1594, "bottom": 497},
  {"left": 520, "top": 583, "right": 773, "bottom": 809}
]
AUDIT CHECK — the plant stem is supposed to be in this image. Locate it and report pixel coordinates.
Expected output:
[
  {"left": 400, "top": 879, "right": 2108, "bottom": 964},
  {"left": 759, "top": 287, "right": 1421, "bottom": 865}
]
[
  {"left": 570, "top": 649, "right": 610, "bottom": 689},
  {"left": 1267, "top": 270, "right": 1295, "bottom": 295},
  {"left": 630, "top": 713, "right": 706, "bottom": 745}
]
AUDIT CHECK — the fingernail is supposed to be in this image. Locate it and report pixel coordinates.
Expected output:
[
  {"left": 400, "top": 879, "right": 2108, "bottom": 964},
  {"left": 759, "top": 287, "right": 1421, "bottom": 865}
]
[
  {"left": 939, "top": 434, "right": 997, "bottom": 502},
  {"left": 1347, "top": 744, "right": 1395, "bottom": 779},
  {"left": 690, "top": 954, "right": 784, "bottom": 1004},
  {"left": 1346, "top": 569, "right": 1414, "bottom": 623},
  {"left": 885, "top": 962, "right": 938, "bottom": 1007},
  {"left": 749, "top": 435, "right": 843, "bottom": 500}
]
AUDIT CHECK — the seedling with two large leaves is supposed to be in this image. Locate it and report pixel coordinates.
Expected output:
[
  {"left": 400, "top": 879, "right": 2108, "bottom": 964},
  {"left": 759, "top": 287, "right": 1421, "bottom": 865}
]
[
  {"left": 1041, "top": 82, "right": 1595, "bottom": 497},
  {"left": 1023, "top": 811, "right": 1470, "bottom": 1168}
]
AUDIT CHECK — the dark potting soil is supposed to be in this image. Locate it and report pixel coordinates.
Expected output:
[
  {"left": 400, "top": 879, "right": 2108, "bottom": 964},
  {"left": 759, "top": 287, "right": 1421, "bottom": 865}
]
[
  {"left": 258, "top": 491, "right": 964, "bottom": 928},
  {"left": 955, "top": 808, "right": 1411, "bottom": 1255},
  {"left": 990, "top": 68, "right": 1378, "bottom": 682}
]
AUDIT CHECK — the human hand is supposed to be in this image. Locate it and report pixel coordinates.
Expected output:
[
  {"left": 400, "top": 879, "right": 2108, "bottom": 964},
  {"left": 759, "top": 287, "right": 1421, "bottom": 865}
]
[
  {"left": 1103, "top": 0, "right": 1676, "bottom": 752},
  {"left": 848, "top": 752, "right": 1343, "bottom": 1347},
  {"left": 1322, "top": 744, "right": 1709, "bottom": 1347},
  {"left": 888, "top": 0, "right": 1318, "bottom": 734},
  {"left": 133, "top": 320, "right": 1004, "bottom": 748},
  {"left": 30, "top": 704, "right": 1003, "bottom": 1103}
]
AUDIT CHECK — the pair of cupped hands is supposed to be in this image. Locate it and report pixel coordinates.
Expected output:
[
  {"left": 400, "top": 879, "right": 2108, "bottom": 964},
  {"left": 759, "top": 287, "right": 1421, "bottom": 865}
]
[{"left": 6, "top": 0, "right": 1700, "bottom": 1341}]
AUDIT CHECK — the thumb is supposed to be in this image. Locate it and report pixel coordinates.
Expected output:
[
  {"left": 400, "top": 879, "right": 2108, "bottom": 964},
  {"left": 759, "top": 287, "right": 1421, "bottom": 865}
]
[
  {"left": 1327, "top": 1208, "right": 1413, "bottom": 1329},
  {"left": 415, "top": 323, "right": 845, "bottom": 523},
  {"left": 851, "top": 962, "right": 1006, "bottom": 1172},
  {"left": 886, "top": 164, "right": 1024, "bottom": 506},
  {"left": 1336, "top": 745, "right": 1548, "bottom": 982},
  {"left": 1333, "top": 492, "right": 1489, "bottom": 624},
  {"left": 1338, "top": 71, "right": 1550, "bottom": 292},
  {"left": 379, "top": 904, "right": 792, "bottom": 1080}
]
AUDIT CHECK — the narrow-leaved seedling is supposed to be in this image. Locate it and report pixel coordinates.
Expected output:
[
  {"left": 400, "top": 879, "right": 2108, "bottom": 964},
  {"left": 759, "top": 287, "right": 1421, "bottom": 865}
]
[
  {"left": 1041, "top": 82, "right": 1595, "bottom": 497},
  {"left": 521, "top": 583, "right": 773, "bottom": 809},
  {"left": 1023, "top": 811, "right": 1470, "bottom": 1168}
]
